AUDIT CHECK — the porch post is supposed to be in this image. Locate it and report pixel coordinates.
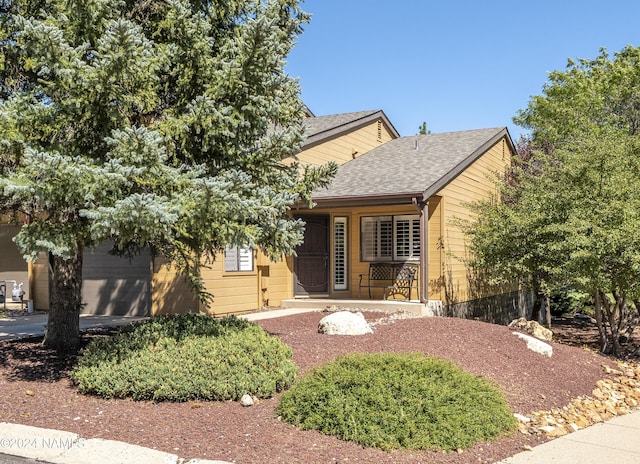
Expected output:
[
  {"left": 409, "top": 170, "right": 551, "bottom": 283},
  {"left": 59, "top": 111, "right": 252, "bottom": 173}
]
[{"left": 413, "top": 197, "right": 428, "bottom": 303}]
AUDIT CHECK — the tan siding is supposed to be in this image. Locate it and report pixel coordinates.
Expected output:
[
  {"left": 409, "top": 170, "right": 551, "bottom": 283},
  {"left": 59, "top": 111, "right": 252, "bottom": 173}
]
[
  {"left": 152, "top": 257, "right": 198, "bottom": 316},
  {"left": 32, "top": 254, "right": 49, "bottom": 310},
  {"left": 435, "top": 137, "right": 512, "bottom": 304},
  {"left": 427, "top": 197, "right": 444, "bottom": 300},
  {"left": 152, "top": 237, "right": 292, "bottom": 317},
  {"left": 191, "top": 250, "right": 292, "bottom": 316},
  {"left": 292, "top": 120, "right": 396, "bottom": 167},
  {"left": 13, "top": 134, "right": 514, "bottom": 316},
  {"left": 261, "top": 256, "right": 294, "bottom": 307}
]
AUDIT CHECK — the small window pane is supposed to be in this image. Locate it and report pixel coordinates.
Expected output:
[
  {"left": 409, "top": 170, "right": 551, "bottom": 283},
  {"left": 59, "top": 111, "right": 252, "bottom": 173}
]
[{"left": 224, "top": 245, "right": 254, "bottom": 272}]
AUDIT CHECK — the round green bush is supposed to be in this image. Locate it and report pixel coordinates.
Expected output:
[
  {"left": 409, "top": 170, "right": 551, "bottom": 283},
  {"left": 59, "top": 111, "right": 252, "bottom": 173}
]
[
  {"left": 71, "top": 314, "right": 297, "bottom": 401},
  {"left": 277, "top": 352, "right": 516, "bottom": 451}
]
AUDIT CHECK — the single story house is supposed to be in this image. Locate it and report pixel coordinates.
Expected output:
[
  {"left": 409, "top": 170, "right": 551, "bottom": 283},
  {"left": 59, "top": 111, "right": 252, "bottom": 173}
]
[{"left": 2, "top": 109, "right": 528, "bottom": 322}]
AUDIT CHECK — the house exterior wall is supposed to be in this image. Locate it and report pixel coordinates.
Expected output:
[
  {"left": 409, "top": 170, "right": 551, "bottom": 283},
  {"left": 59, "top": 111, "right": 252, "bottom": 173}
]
[
  {"left": 152, "top": 257, "right": 199, "bottom": 316},
  {"left": 31, "top": 254, "right": 49, "bottom": 310},
  {"left": 427, "top": 196, "right": 444, "bottom": 301},
  {"left": 434, "top": 136, "right": 513, "bottom": 306},
  {"left": 151, "top": 250, "right": 293, "bottom": 317},
  {"left": 13, "top": 125, "right": 513, "bottom": 318}
]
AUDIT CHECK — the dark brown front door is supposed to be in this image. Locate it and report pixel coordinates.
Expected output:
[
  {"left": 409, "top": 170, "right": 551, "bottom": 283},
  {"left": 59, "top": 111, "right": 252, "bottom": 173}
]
[{"left": 294, "top": 215, "right": 329, "bottom": 295}]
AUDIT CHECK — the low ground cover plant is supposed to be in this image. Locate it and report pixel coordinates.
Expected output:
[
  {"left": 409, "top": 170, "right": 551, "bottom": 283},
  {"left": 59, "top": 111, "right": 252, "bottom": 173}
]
[
  {"left": 277, "top": 352, "right": 516, "bottom": 451},
  {"left": 71, "top": 314, "right": 297, "bottom": 401}
]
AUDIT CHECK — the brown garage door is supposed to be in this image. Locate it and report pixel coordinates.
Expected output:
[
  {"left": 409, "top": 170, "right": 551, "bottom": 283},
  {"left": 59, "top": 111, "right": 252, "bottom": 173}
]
[{"left": 82, "top": 242, "right": 151, "bottom": 316}]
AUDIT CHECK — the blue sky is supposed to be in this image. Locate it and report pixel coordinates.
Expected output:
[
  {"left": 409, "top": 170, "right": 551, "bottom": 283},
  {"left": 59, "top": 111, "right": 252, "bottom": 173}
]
[{"left": 285, "top": 1, "right": 640, "bottom": 141}]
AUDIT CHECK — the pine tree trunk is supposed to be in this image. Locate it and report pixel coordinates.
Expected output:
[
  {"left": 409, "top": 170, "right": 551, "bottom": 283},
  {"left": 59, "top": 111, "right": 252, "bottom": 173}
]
[{"left": 43, "top": 252, "right": 83, "bottom": 351}]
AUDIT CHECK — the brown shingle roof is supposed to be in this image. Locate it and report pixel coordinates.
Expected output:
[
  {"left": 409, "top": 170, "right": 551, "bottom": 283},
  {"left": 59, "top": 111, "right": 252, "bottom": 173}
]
[{"left": 312, "top": 127, "right": 512, "bottom": 205}]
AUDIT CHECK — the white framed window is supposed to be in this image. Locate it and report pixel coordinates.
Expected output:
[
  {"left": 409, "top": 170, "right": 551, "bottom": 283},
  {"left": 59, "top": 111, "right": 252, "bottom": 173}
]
[
  {"left": 224, "top": 245, "right": 254, "bottom": 272},
  {"left": 394, "top": 215, "right": 421, "bottom": 260},
  {"left": 361, "top": 215, "right": 420, "bottom": 261},
  {"left": 334, "top": 217, "right": 348, "bottom": 290},
  {"left": 361, "top": 216, "right": 392, "bottom": 261}
]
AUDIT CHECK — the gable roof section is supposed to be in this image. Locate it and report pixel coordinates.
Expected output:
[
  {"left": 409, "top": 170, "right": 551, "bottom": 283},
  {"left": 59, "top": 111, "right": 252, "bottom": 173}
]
[
  {"left": 302, "top": 110, "right": 400, "bottom": 149},
  {"left": 312, "top": 127, "right": 513, "bottom": 206}
]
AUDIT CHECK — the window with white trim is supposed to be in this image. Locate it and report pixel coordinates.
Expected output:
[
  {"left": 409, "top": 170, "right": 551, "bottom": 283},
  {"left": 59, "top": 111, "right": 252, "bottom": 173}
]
[
  {"left": 361, "top": 215, "right": 420, "bottom": 261},
  {"left": 224, "top": 245, "right": 254, "bottom": 272},
  {"left": 334, "top": 217, "right": 348, "bottom": 290}
]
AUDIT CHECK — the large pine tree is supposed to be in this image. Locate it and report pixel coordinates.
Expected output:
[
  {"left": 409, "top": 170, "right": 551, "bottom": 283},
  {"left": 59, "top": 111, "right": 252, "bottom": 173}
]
[{"left": 0, "top": 0, "right": 335, "bottom": 350}]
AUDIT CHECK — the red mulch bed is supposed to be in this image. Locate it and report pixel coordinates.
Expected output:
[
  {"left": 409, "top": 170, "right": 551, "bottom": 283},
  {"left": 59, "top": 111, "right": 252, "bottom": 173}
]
[{"left": 0, "top": 311, "right": 629, "bottom": 463}]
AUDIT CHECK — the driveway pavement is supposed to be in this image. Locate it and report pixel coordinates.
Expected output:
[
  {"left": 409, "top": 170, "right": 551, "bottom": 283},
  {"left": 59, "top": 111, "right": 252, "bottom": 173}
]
[{"left": 0, "top": 312, "right": 148, "bottom": 341}]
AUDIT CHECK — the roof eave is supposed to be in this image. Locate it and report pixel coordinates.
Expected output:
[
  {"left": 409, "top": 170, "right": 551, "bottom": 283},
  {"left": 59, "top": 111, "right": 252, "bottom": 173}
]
[
  {"left": 306, "top": 192, "right": 424, "bottom": 209},
  {"left": 421, "top": 127, "right": 514, "bottom": 201}
]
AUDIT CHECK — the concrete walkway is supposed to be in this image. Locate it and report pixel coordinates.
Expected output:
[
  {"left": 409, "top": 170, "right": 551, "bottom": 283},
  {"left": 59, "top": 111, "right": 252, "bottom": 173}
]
[
  {"left": 2, "top": 307, "right": 640, "bottom": 463},
  {"left": 496, "top": 411, "right": 640, "bottom": 463}
]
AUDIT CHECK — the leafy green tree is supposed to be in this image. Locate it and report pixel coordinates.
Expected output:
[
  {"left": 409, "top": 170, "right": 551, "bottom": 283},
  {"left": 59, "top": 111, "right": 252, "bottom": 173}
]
[
  {"left": 462, "top": 141, "right": 564, "bottom": 328},
  {"left": 466, "top": 46, "right": 640, "bottom": 354},
  {"left": 0, "top": 0, "right": 335, "bottom": 350}
]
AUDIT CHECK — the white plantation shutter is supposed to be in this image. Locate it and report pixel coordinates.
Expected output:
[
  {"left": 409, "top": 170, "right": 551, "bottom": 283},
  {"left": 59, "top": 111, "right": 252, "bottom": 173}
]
[
  {"left": 361, "top": 218, "right": 376, "bottom": 261},
  {"left": 224, "top": 245, "right": 254, "bottom": 272},
  {"left": 380, "top": 218, "right": 393, "bottom": 259},
  {"left": 238, "top": 246, "right": 253, "bottom": 271},
  {"left": 361, "top": 215, "right": 420, "bottom": 262},
  {"left": 395, "top": 217, "right": 411, "bottom": 259},
  {"left": 334, "top": 217, "right": 347, "bottom": 290},
  {"left": 411, "top": 217, "right": 421, "bottom": 258},
  {"left": 361, "top": 216, "right": 392, "bottom": 261}
]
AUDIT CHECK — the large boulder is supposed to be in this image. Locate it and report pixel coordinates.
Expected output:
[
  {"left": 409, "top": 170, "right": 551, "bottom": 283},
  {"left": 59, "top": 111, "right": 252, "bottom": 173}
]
[
  {"left": 318, "top": 311, "right": 373, "bottom": 336},
  {"left": 512, "top": 332, "right": 553, "bottom": 357},
  {"left": 509, "top": 318, "right": 553, "bottom": 342}
]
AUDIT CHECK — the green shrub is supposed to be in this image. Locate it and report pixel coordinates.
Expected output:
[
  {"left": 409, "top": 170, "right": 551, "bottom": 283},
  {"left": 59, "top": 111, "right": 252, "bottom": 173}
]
[
  {"left": 551, "top": 287, "right": 591, "bottom": 316},
  {"left": 71, "top": 314, "right": 297, "bottom": 401},
  {"left": 277, "top": 352, "right": 516, "bottom": 451}
]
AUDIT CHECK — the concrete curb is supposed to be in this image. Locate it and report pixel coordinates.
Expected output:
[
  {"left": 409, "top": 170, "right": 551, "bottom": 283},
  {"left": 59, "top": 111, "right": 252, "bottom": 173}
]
[{"left": 0, "top": 423, "right": 231, "bottom": 464}]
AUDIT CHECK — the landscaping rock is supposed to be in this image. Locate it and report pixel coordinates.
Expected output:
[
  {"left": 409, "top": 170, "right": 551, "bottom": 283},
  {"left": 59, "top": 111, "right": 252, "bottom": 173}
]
[
  {"left": 512, "top": 332, "right": 553, "bottom": 357},
  {"left": 516, "top": 361, "right": 640, "bottom": 439},
  {"left": 318, "top": 311, "right": 373, "bottom": 335},
  {"left": 509, "top": 318, "right": 553, "bottom": 341},
  {"left": 240, "top": 394, "right": 254, "bottom": 407}
]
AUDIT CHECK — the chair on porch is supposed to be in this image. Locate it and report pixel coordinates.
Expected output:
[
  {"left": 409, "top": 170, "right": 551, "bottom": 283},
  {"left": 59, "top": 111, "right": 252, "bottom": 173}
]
[
  {"left": 359, "top": 262, "right": 397, "bottom": 299},
  {"left": 384, "top": 263, "right": 419, "bottom": 301}
]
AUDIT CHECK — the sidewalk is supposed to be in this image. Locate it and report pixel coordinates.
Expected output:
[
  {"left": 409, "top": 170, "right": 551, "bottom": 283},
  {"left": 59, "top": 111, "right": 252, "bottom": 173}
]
[
  {"left": 2, "top": 307, "right": 640, "bottom": 463},
  {"left": 496, "top": 410, "right": 640, "bottom": 463}
]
